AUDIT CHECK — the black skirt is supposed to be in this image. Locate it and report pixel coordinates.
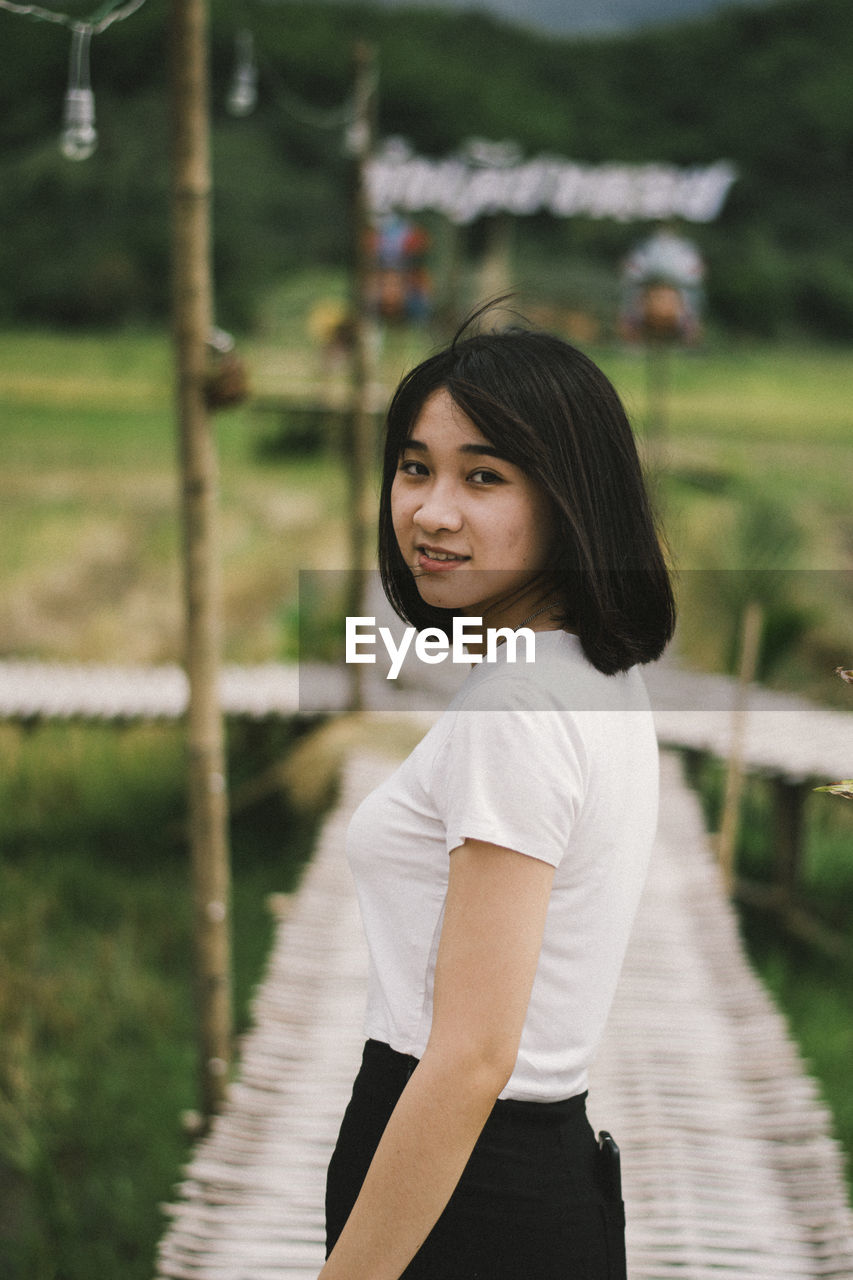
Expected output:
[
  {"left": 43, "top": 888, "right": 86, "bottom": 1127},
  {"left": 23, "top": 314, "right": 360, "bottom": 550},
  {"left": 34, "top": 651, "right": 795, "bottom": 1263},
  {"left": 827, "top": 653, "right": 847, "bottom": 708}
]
[{"left": 325, "top": 1040, "right": 626, "bottom": 1279}]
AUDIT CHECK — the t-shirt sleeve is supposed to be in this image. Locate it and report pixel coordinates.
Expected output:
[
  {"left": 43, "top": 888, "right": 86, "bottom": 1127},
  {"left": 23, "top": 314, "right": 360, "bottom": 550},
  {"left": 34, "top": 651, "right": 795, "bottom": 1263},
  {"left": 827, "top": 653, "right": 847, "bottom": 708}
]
[{"left": 430, "top": 676, "right": 587, "bottom": 868}]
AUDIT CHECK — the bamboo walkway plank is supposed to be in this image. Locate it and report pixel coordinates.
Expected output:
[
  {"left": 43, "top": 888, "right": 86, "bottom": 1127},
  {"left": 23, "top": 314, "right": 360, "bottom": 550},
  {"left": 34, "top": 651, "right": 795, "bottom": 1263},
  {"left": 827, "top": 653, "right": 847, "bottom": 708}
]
[
  {"left": 155, "top": 743, "right": 853, "bottom": 1280},
  {"left": 590, "top": 754, "right": 853, "bottom": 1279}
]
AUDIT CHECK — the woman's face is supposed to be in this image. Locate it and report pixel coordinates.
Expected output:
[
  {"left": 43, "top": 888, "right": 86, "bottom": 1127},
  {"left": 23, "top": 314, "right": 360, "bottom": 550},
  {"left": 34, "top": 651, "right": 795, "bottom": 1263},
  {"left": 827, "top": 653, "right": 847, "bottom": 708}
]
[{"left": 391, "top": 388, "right": 555, "bottom": 622}]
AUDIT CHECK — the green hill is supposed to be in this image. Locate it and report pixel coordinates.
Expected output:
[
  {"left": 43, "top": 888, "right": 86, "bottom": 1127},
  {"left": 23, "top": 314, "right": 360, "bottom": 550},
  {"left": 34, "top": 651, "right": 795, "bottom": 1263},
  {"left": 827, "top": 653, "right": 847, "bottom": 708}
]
[{"left": 1, "top": 0, "right": 851, "bottom": 336}]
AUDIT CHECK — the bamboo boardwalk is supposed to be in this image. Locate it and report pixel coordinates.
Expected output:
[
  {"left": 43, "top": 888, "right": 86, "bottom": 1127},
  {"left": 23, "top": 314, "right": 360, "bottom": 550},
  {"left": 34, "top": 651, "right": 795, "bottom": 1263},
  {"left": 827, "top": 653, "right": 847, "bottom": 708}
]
[
  {"left": 1, "top": 657, "right": 851, "bottom": 785},
  {"left": 155, "top": 743, "right": 853, "bottom": 1280}
]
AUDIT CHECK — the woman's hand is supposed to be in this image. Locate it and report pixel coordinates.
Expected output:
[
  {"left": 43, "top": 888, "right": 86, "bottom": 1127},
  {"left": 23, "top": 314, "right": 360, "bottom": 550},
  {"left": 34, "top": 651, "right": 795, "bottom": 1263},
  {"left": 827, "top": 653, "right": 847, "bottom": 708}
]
[{"left": 319, "top": 839, "right": 554, "bottom": 1280}]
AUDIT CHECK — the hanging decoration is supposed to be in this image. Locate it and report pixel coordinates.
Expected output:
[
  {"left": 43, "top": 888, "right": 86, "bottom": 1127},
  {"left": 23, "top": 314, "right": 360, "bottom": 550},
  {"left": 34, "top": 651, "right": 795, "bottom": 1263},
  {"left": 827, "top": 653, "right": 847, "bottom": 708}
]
[
  {"left": 203, "top": 328, "right": 249, "bottom": 410},
  {"left": 367, "top": 137, "right": 737, "bottom": 225}
]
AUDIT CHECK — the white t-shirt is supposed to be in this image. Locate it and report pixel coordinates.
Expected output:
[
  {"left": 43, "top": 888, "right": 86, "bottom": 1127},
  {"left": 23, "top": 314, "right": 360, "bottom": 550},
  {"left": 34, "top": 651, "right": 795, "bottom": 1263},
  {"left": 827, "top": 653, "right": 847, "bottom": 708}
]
[{"left": 345, "top": 630, "right": 659, "bottom": 1102}]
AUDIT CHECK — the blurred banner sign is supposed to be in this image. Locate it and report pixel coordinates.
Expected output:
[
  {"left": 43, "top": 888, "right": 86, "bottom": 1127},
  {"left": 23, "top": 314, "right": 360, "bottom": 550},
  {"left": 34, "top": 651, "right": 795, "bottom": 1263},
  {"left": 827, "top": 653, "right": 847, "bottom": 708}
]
[{"left": 368, "top": 137, "right": 737, "bottom": 225}]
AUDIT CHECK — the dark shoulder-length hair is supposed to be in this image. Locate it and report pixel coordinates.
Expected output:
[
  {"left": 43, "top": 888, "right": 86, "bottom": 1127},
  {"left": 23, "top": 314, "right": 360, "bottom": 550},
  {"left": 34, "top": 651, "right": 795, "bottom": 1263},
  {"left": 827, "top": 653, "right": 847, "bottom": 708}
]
[{"left": 378, "top": 318, "right": 676, "bottom": 675}]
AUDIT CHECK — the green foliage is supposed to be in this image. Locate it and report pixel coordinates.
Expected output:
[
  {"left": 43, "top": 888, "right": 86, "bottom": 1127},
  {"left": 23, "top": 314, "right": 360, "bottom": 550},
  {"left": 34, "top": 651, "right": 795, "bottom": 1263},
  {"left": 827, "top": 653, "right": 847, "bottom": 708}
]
[
  {"left": 741, "top": 905, "right": 853, "bottom": 1193},
  {"left": 0, "top": 718, "right": 322, "bottom": 1280},
  {"left": 1, "top": 0, "right": 853, "bottom": 334},
  {"left": 712, "top": 483, "right": 817, "bottom": 681},
  {"left": 688, "top": 753, "right": 853, "bottom": 1192}
]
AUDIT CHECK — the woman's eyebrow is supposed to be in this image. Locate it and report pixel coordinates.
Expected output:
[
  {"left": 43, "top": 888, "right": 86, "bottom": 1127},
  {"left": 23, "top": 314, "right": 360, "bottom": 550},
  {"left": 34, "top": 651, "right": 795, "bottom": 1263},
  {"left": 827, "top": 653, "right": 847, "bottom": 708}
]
[
  {"left": 402, "top": 438, "right": 508, "bottom": 461},
  {"left": 458, "top": 443, "right": 507, "bottom": 460}
]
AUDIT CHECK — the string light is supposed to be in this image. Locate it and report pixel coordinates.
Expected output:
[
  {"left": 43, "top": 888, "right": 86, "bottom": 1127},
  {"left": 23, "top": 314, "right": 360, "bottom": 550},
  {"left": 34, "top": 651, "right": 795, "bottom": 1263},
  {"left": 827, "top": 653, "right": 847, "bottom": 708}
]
[
  {"left": 225, "top": 23, "right": 355, "bottom": 132},
  {"left": 1, "top": 0, "right": 356, "bottom": 164},
  {"left": 226, "top": 28, "right": 257, "bottom": 117},
  {"left": 60, "top": 22, "right": 96, "bottom": 160},
  {"left": 0, "top": 1, "right": 149, "bottom": 162},
  {"left": 0, "top": 0, "right": 147, "bottom": 33}
]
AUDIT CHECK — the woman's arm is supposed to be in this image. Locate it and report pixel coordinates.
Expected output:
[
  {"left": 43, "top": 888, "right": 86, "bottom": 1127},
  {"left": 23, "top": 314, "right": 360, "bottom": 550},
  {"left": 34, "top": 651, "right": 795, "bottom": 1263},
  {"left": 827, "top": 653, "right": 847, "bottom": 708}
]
[{"left": 318, "top": 839, "right": 555, "bottom": 1280}]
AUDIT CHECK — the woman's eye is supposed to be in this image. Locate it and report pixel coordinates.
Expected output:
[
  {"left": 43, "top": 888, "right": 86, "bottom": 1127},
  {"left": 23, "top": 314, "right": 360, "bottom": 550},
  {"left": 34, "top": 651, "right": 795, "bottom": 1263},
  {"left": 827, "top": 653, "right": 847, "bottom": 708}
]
[
  {"left": 398, "top": 459, "right": 428, "bottom": 476},
  {"left": 470, "top": 468, "right": 503, "bottom": 485}
]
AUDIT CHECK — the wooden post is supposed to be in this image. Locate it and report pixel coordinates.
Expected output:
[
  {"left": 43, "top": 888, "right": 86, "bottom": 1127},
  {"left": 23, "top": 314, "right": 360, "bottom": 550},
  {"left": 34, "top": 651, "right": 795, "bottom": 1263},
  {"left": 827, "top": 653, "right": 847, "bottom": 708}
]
[
  {"left": 168, "top": 0, "right": 233, "bottom": 1116},
  {"left": 772, "top": 777, "right": 810, "bottom": 916},
  {"left": 717, "top": 600, "right": 763, "bottom": 894},
  {"left": 345, "top": 40, "right": 378, "bottom": 710}
]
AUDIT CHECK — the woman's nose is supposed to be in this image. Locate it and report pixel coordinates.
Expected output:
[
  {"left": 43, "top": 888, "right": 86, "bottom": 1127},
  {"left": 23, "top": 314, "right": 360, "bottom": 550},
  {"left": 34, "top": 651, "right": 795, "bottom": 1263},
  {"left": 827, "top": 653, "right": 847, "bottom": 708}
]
[{"left": 414, "top": 483, "right": 463, "bottom": 533}]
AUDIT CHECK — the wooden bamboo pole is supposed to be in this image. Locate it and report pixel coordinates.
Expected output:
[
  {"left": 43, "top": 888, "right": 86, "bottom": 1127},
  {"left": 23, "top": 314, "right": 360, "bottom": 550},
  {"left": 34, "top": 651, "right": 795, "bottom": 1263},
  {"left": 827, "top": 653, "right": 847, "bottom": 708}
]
[
  {"left": 345, "top": 41, "right": 378, "bottom": 711},
  {"left": 717, "top": 600, "right": 763, "bottom": 894},
  {"left": 644, "top": 337, "right": 672, "bottom": 466},
  {"left": 771, "top": 776, "right": 811, "bottom": 917},
  {"left": 168, "top": 0, "right": 233, "bottom": 1117}
]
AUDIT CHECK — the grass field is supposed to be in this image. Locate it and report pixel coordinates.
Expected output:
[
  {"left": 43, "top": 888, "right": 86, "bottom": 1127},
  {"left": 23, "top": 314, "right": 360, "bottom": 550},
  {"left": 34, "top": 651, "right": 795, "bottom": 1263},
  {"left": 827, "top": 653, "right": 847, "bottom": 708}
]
[
  {"left": 1, "top": 318, "right": 852, "bottom": 697},
  {"left": 1, "top": 313, "right": 852, "bottom": 1274},
  {"left": 0, "top": 714, "right": 323, "bottom": 1280},
  {"left": 0, "top": 326, "right": 347, "bottom": 664}
]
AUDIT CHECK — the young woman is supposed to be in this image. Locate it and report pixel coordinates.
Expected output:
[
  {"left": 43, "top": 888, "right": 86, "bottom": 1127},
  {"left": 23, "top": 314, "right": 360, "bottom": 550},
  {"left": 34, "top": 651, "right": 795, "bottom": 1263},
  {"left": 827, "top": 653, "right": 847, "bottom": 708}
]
[{"left": 321, "top": 319, "right": 675, "bottom": 1280}]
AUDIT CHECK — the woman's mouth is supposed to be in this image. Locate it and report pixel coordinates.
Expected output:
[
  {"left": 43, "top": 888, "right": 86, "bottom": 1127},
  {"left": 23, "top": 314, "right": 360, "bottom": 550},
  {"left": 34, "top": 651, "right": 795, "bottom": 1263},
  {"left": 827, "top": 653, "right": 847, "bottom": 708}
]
[{"left": 417, "top": 545, "right": 470, "bottom": 571}]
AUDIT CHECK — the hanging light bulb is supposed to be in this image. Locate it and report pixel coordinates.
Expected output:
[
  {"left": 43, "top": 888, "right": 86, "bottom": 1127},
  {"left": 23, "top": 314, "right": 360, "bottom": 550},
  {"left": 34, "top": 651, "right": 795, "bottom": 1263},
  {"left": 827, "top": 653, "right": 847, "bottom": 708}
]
[
  {"left": 227, "top": 29, "right": 258, "bottom": 117},
  {"left": 60, "top": 23, "right": 97, "bottom": 161}
]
